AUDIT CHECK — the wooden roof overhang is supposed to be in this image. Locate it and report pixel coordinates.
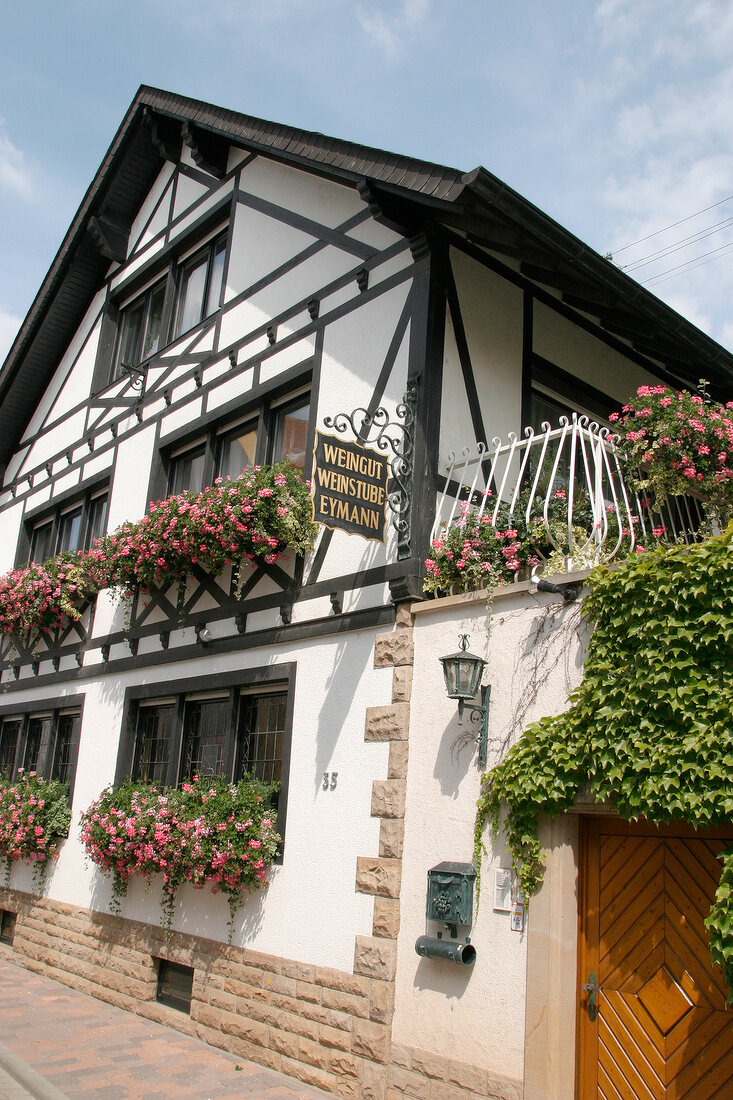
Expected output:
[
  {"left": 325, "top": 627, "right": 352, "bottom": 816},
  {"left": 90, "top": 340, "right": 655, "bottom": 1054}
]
[{"left": 1, "top": 86, "right": 731, "bottom": 470}]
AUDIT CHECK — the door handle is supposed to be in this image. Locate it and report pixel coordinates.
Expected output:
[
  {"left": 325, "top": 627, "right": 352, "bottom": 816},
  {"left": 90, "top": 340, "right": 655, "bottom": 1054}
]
[{"left": 582, "top": 971, "right": 599, "bottom": 1022}]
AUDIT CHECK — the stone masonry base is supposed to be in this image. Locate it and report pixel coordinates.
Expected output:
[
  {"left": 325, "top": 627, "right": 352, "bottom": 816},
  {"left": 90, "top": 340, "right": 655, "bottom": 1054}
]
[
  {"left": 0, "top": 890, "right": 391, "bottom": 1100},
  {"left": 388, "top": 1043, "right": 522, "bottom": 1100},
  {"left": 0, "top": 892, "right": 521, "bottom": 1100}
]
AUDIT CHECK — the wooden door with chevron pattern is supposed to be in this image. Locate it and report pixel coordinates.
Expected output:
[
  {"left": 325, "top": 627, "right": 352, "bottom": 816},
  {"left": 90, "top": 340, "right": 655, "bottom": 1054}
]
[{"left": 577, "top": 817, "right": 733, "bottom": 1099}]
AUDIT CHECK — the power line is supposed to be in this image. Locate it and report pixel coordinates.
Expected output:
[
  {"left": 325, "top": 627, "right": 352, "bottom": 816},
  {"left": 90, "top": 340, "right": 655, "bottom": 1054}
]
[
  {"left": 621, "top": 215, "right": 733, "bottom": 271},
  {"left": 623, "top": 217, "right": 733, "bottom": 273},
  {"left": 641, "top": 239, "right": 733, "bottom": 287},
  {"left": 612, "top": 194, "right": 733, "bottom": 255}
]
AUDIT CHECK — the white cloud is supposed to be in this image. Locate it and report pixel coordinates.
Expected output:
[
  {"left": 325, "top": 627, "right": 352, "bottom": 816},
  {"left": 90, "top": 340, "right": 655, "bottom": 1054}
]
[
  {"left": 356, "top": 0, "right": 430, "bottom": 61},
  {"left": 589, "top": 0, "right": 733, "bottom": 351},
  {"left": 0, "top": 122, "right": 33, "bottom": 198},
  {"left": 0, "top": 306, "right": 22, "bottom": 364}
]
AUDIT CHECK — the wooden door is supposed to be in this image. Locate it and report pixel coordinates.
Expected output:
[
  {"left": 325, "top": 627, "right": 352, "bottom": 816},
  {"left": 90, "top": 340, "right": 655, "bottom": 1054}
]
[{"left": 577, "top": 817, "right": 733, "bottom": 1099}]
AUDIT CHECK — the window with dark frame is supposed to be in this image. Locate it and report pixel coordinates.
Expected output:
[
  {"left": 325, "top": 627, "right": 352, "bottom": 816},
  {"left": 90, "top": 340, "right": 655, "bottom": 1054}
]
[
  {"left": 113, "top": 277, "right": 167, "bottom": 381},
  {"left": 130, "top": 686, "right": 288, "bottom": 790},
  {"left": 0, "top": 708, "right": 82, "bottom": 795},
  {"left": 101, "top": 225, "right": 229, "bottom": 392},
  {"left": 156, "top": 959, "right": 194, "bottom": 1013},
  {"left": 0, "top": 719, "right": 21, "bottom": 776},
  {"left": 0, "top": 911, "right": 16, "bottom": 946},
  {"left": 235, "top": 692, "right": 286, "bottom": 786},
  {"left": 216, "top": 420, "right": 259, "bottom": 484},
  {"left": 51, "top": 713, "right": 80, "bottom": 786},
  {"left": 173, "top": 232, "right": 227, "bottom": 339},
  {"left": 163, "top": 390, "right": 311, "bottom": 500},
  {"left": 272, "top": 395, "right": 310, "bottom": 472},
  {"left": 180, "top": 697, "right": 230, "bottom": 780},
  {"left": 132, "top": 702, "right": 175, "bottom": 784},
  {"left": 26, "top": 488, "right": 108, "bottom": 565},
  {"left": 168, "top": 443, "right": 207, "bottom": 497},
  {"left": 23, "top": 716, "right": 51, "bottom": 773}
]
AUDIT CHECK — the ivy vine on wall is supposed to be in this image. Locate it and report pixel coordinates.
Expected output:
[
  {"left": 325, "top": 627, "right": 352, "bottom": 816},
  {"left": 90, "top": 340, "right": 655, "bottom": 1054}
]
[{"left": 475, "top": 522, "right": 733, "bottom": 995}]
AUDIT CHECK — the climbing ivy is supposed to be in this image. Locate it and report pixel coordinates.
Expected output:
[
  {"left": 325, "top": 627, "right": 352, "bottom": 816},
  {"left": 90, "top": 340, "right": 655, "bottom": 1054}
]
[{"left": 475, "top": 523, "right": 733, "bottom": 994}]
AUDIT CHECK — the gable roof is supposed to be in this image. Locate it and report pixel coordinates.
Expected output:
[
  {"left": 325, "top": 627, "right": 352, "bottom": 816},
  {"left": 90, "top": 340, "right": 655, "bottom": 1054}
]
[{"left": 2, "top": 85, "right": 732, "bottom": 469}]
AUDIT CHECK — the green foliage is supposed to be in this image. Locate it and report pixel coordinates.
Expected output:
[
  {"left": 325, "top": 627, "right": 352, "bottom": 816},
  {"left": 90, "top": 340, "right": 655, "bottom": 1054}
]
[{"left": 475, "top": 522, "right": 733, "bottom": 993}]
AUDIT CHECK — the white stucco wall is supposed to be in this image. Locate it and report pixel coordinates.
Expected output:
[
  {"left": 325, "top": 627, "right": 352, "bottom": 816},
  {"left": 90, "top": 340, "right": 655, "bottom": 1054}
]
[
  {"left": 393, "top": 584, "right": 588, "bottom": 1082},
  {"left": 533, "top": 301, "right": 660, "bottom": 404},
  {"left": 439, "top": 248, "right": 524, "bottom": 465},
  {"left": 5, "top": 625, "right": 393, "bottom": 972}
]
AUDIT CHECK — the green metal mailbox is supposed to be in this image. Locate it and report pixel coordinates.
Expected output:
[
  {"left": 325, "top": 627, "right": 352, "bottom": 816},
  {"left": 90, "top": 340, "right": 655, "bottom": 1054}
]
[{"left": 426, "top": 861, "right": 476, "bottom": 927}]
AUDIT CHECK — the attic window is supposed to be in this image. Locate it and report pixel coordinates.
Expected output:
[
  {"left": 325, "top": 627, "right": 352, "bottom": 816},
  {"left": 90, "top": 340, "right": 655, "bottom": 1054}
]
[
  {"left": 173, "top": 232, "right": 227, "bottom": 339},
  {"left": 113, "top": 277, "right": 166, "bottom": 380}
]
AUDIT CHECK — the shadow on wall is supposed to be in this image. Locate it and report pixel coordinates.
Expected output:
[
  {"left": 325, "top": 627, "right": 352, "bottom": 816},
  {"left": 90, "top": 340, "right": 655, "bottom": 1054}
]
[
  {"left": 413, "top": 954, "right": 474, "bottom": 999},
  {"left": 86, "top": 865, "right": 269, "bottom": 946},
  {"left": 432, "top": 712, "right": 478, "bottom": 798},
  {"left": 313, "top": 537, "right": 385, "bottom": 792}
]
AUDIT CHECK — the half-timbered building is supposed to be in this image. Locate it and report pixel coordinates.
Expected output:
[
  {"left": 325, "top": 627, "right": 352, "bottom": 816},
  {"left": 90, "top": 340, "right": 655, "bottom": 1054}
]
[{"left": 0, "top": 88, "right": 732, "bottom": 1099}]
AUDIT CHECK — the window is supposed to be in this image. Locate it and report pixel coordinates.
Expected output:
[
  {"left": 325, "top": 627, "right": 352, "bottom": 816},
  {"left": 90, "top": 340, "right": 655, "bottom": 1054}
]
[
  {"left": 216, "top": 420, "right": 259, "bottom": 483},
  {"left": 156, "top": 959, "right": 194, "bottom": 1013},
  {"left": 0, "top": 706, "right": 82, "bottom": 798},
  {"left": 51, "top": 713, "right": 80, "bottom": 787},
  {"left": 164, "top": 390, "right": 310, "bottom": 498},
  {"left": 101, "top": 227, "right": 229, "bottom": 390},
  {"left": 180, "top": 696, "right": 230, "bottom": 780},
  {"left": 528, "top": 357, "right": 614, "bottom": 434},
  {"left": 113, "top": 278, "right": 167, "bottom": 380},
  {"left": 133, "top": 702, "right": 175, "bottom": 784},
  {"left": 272, "top": 395, "right": 310, "bottom": 472},
  {"left": 168, "top": 443, "right": 207, "bottom": 497},
  {"left": 118, "top": 668, "right": 294, "bottom": 841},
  {"left": 26, "top": 488, "right": 108, "bottom": 565},
  {"left": 235, "top": 692, "right": 286, "bottom": 785},
  {"left": 131, "top": 688, "right": 286, "bottom": 787},
  {"left": 0, "top": 718, "right": 21, "bottom": 775},
  {"left": 0, "top": 911, "right": 16, "bottom": 946},
  {"left": 173, "top": 232, "right": 227, "bottom": 339}
]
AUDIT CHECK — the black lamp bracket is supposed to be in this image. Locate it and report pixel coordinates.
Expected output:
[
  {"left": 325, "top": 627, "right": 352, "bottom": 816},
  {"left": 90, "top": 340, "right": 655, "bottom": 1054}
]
[{"left": 457, "top": 685, "right": 491, "bottom": 768}]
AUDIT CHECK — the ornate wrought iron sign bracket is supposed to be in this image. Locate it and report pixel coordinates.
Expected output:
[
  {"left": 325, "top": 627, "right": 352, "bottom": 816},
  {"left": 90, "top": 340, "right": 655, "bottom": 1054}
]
[{"left": 323, "top": 379, "right": 417, "bottom": 559}]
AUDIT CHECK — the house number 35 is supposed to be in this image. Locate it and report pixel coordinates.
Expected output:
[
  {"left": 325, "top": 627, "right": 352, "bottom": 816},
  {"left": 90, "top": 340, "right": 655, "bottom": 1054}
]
[{"left": 322, "top": 772, "right": 338, "bottom": 791}]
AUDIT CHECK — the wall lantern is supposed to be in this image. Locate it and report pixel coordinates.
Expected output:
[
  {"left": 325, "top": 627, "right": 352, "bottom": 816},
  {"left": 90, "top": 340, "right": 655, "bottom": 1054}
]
[{"left": 439, "top": 635, "right": 490, "bottom": 768}]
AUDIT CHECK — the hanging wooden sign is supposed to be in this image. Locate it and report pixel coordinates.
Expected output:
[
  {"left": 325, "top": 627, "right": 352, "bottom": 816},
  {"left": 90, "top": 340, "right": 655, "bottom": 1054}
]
[{"left": 312, "top": 431, "right": 389, "bottom": 542}]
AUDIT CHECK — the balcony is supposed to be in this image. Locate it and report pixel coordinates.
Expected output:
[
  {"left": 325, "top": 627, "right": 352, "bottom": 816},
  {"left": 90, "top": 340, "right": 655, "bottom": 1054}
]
[{"left": 428, "top": 415, "right": 706, "bottom": 591}]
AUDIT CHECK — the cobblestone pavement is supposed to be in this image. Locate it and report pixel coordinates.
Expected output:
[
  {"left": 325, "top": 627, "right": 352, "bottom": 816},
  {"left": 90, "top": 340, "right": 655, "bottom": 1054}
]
[{"left": 0, "top": 956, "right": 336, "bottom": 1100}]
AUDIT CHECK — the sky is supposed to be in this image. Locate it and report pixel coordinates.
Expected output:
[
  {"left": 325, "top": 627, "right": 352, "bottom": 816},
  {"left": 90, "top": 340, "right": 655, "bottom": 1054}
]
[{"left": 1, "top": 0, "right": 733, "bottom": 370}]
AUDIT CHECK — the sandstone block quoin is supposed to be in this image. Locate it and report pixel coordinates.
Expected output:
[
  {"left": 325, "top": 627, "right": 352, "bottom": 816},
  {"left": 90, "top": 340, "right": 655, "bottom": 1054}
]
[
  {"left": 387, "top": 741, "right": 409, "bottom": 780},
  {"left": 355, "top": 858, "right": 402, "bottom": 899},
  {"left": 378, "top": 819, "right": 405, "bottom": 860},
  {"left": 374, "top": 631, "right": 414, "bottom": 669},
  {"left": 364, "top": 704, "right": 410, "bottom": 743},
  {"left": 391, "top": 665, "right": 413, "bottom": 703},
  {"left": 372, "top": 898, "right": 400, "bottom": 940},
  {"left": 354, "top": 936, "right": 397, "bottom": 983},
  {"left": 371, "top": 780, "right": 406, "bottom": 820}
]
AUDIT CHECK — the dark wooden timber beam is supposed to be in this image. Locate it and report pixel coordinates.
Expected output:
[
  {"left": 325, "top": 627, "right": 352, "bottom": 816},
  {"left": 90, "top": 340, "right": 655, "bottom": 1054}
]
[
  {"left": 86, "top": 215, "right": 129, "bottom": 264},
  {"left": 181, "top": 121, "right": 227, "bottom": 179},
  {"left": 142, "top": 106, "right": 182, "bottom": 163}
]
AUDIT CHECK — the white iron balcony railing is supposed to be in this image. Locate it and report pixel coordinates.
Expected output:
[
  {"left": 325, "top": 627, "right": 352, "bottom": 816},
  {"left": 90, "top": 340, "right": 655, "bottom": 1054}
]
[{"left": 431, "top": 415, "right": 706, "bottom": 572}]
